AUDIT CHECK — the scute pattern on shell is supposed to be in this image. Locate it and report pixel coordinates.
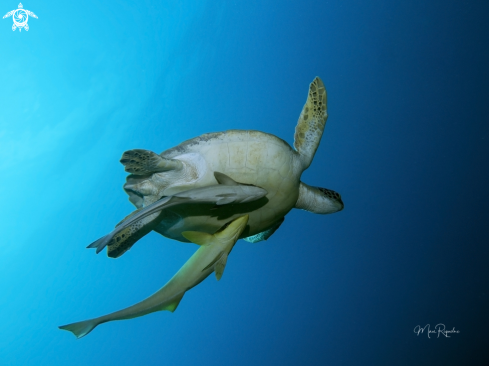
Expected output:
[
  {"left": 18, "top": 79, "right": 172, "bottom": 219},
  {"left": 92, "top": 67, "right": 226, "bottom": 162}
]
[{"left": 160, "top": 130, "right": 294, "bottom": 160}]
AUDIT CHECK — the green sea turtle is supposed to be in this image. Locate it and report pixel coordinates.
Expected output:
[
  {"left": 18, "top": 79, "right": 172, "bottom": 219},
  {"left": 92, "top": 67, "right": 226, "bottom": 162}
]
[{"left": 117, "top": 76, "right": 343, "bottom": 251}]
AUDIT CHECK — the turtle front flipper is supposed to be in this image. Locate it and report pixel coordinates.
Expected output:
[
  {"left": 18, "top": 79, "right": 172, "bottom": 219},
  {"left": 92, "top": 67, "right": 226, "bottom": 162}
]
[
  {"left": 120, "top": 149, "right": 183, "bottom": 175},
  {"left": 293, "top": 77, "right": 328, "bottom": 170}
]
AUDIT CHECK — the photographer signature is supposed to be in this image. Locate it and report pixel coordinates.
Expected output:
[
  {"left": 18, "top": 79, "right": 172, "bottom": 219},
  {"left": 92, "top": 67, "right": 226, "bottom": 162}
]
[{"left": 414, "top": 324, "right": 460, "bottom": 338}]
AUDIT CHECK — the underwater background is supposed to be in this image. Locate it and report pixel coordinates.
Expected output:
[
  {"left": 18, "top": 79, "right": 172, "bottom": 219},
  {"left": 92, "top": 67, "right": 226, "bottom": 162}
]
[{"left": 1, "top": 0, "right": 488, "bottom": 365}]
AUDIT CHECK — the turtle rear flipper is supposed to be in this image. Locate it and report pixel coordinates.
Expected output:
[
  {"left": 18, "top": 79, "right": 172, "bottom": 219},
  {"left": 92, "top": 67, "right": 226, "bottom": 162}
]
[{"left": 120, "top": 149, "right": 183, "bottom": 175}]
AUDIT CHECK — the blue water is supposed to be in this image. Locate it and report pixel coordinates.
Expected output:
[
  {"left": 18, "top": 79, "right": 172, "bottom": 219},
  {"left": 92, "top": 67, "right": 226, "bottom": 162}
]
[{"left": 1, "top": 0, "right": 488, "bottom": 365}]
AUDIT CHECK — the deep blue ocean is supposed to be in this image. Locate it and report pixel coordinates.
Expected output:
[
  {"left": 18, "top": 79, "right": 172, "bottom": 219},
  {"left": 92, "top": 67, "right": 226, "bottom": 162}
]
[{"left": 1, "top": 1, "right": 488, "bottom": 365}]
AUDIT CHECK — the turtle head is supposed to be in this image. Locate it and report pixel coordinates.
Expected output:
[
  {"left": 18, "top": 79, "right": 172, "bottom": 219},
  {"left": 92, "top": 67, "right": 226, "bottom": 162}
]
[
  {"left": 316, "top": 187, "right": 344, "bottom": 213},
  {"left": 294, "top": 182, "right": 344, "bottom": 214}
]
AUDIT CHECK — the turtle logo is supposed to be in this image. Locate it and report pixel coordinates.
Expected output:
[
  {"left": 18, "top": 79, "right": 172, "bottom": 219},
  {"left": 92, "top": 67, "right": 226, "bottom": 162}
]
[{"left": 3, "top": 3, "right": 37, "bottom": 32}]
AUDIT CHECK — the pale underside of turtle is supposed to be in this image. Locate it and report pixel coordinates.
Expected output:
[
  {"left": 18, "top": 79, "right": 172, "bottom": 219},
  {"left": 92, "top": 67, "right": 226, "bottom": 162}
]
[{"left": 120, "top": 77, "right": 343, "bottom": 245}]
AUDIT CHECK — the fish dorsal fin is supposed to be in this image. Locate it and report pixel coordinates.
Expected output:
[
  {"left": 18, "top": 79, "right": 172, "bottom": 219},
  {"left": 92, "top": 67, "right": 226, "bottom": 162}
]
[
  {"left": 214, "top": 171, "right": 239, "bottom": 186},
  {"left": 181, "top": 231, "right": 214, "bottom": 245},
  {"left": 214, "top": 252, "right": 228, "bottom": 281}
]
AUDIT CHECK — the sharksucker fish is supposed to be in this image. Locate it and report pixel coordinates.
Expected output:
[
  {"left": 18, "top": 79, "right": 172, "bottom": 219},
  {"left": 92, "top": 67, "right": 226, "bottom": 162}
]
[
  {"left": 59, "top": 215, "right": 249, "bottom": 339},
  {"left": 87, "top": 172, "right": 267, "bottom": 258}
]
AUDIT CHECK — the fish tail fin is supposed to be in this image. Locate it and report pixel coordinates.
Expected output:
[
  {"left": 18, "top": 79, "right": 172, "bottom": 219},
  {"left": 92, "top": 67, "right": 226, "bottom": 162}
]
[
  {"left": 86, "top": 235, "right": 110, "bottom": 254},
  {"left": 58, "top": 319, "right": 99, "bottom": 339}
]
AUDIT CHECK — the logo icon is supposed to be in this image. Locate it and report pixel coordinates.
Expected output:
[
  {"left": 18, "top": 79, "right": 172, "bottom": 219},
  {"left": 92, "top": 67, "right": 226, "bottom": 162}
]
[{"left": 3, "top": 3, "right": 37, "bottom": 32}]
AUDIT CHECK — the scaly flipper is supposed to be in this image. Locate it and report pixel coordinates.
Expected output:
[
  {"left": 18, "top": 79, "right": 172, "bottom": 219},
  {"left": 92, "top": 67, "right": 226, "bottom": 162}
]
[
  {"left": 87, "top": 197, "right": 172, "bottom": 257},
  {"left": 294, "top": 77, "right": 328, "bottom": 170},
  {"left": 120, "top": 149, "right": 183, "bottom": 175},
  {"left": 87, "top": 209, "right": 162, "bottom": 258}
]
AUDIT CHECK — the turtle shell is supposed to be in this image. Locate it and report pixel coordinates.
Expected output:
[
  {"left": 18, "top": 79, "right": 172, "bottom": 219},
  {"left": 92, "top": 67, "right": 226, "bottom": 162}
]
[{"left": 124, "top": 130, "right": 303, "bottom": 242}]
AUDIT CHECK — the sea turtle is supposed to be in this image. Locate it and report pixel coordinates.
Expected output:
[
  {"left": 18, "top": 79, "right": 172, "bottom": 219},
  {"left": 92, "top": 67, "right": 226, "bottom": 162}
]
[{"left": 119, "top": 76, "right": 343, "bottom": 248}]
